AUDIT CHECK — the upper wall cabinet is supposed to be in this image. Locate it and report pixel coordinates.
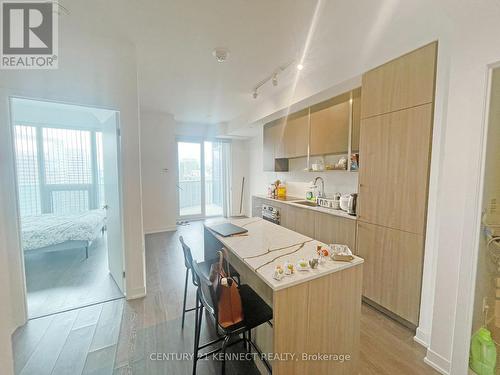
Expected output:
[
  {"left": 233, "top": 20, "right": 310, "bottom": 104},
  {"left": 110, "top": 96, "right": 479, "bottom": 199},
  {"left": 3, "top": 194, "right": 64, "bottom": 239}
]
[
  {"left": 263, "top": 119, "right": 288, "bottom": 172},
  {"left": 361, "top": 42, "right": 437, "bottom": 119},
  {"left": 351, "top": 88, "right": 362, "bottom": 152},
  {"left": 357, "top": 104, "right": 433, "bottom": 234},
  {"left": 310, "top": 93, "right": 350, "bottom": 156},
  {"left": 262, "top": 87, "right": 361, "bottom": 171},
  {"left": 282, "top": 109, "right": 309, "bottom": 159}
]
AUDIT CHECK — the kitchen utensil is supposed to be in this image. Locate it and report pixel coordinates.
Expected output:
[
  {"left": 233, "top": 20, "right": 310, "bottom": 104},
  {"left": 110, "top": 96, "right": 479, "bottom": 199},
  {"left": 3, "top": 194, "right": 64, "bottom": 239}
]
[
  {"left": 339, "top": 194, "right": 350, "bottom": 211},
  {"left": 339, "top": 194, "right": 357, "bottom": 215}
]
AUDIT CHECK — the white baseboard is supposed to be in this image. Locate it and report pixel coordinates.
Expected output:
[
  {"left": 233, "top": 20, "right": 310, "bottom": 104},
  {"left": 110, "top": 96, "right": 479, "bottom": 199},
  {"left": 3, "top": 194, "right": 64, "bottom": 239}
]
[
  {"left": 126, "top": 286, "right": 146, "bottom": 300},
  {"left": 144, "top": 225, "right": 177, "bottom": 235},
  {"left": 414, "top": 327, "right": 430, "bottom": 347},
  {"left": 425, "top": 348, "right": 451, "bottom": 375}
]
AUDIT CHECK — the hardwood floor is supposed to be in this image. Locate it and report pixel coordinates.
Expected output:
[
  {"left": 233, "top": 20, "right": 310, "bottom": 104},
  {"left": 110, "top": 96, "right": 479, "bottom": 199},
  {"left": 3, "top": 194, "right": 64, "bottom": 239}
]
[
  {"left": 25, "top": 235, "right": 123, "bottom": 319},
  {"left": 13, "top": 299, "right": 124, "bottom": 375},
  {"left": 12, "top": 220, "right": 439, "bottom": 374}
]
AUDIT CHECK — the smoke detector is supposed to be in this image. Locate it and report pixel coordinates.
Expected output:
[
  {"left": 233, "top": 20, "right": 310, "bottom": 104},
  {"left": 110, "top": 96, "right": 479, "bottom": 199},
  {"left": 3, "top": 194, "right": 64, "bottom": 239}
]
[{"left": 213, "top": 48, "right": 229, "bottom": 63}]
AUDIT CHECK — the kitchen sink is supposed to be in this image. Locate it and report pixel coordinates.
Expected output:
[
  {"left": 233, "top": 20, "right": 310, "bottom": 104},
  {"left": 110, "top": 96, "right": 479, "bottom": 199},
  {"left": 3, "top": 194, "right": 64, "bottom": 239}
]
[{"left": 293, "top": 200, "right": 318, "bottom": 207}]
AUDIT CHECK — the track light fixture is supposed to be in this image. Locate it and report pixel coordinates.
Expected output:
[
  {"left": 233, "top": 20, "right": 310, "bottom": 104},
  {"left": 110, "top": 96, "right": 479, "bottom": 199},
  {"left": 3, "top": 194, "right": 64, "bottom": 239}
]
[{"left": 251, "top": 60, "right": 295, "bottom": 99}]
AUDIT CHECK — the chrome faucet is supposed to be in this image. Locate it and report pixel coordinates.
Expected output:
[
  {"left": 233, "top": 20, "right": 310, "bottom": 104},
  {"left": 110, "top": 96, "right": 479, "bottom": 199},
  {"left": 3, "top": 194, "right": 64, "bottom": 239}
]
[{"left": 313, "top": 176, "right": 325, "bottom": 198}]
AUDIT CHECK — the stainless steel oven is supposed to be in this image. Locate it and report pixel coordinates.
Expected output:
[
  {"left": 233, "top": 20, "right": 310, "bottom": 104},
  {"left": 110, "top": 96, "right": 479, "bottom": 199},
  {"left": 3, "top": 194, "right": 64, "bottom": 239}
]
[{"left": 262, "top": 204, "right": 280, "bottom": 225}]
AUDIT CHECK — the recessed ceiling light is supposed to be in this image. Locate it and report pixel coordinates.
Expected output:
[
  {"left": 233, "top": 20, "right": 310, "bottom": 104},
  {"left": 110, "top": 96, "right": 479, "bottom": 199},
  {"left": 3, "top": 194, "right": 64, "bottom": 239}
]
[
  {"left": 212, "top": 48, "right": 229, "bottom": 63},
  {"left": 297, "top": 64, "right": 304, "bottom": 71}
]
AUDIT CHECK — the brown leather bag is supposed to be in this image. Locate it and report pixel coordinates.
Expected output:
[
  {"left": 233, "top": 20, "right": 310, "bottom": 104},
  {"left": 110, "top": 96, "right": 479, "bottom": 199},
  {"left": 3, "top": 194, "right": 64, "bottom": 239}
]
[{"left": 210, "top": 249, "right": 244, "bottom": 328}]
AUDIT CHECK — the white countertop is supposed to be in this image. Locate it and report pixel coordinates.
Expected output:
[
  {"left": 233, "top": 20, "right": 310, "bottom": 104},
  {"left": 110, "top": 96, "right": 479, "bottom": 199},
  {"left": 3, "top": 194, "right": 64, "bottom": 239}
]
[
  {"left": 254, "top": 194, "right": 357, "bottom": 220},
  {"left": 204, "top": 217, "right": 364, "bottom": 291}
]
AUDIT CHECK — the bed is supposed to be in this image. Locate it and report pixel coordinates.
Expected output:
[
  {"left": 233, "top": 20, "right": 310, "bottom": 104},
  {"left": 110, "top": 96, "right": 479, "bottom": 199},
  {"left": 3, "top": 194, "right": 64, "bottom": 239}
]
[{"left": 21, "top": 209, "right": 107, "bottom": 259}]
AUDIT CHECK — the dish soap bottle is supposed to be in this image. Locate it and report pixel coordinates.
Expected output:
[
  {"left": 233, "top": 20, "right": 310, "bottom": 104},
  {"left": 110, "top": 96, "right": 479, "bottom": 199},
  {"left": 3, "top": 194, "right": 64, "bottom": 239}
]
[
  {"left": 470, "top": 327, "right": 497, "bottom": 375},
  {"left": 277, "top": 183, "right": 286, "bottom": 198}
]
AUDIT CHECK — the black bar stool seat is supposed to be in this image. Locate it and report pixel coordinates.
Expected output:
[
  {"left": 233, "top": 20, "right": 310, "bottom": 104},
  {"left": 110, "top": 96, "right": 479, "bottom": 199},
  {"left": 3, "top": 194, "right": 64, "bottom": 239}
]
[
  {"left": 237, "top": 284, "right": 273, "bottom": 331},
  {"left": 179, "top": 236, "right": 240, "bottom": 329},
  {"left": 191, "top": 261, "right": 273, "bottom": 375}
]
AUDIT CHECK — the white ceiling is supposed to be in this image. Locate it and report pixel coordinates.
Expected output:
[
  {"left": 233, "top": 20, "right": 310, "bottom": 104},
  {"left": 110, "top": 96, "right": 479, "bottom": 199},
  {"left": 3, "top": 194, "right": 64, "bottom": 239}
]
[
  {"left": 65, "top": 0, "right": 328, "bottom": 124},
  {"left": 64, "top": 0, "right": 438, "bottom": 129}
]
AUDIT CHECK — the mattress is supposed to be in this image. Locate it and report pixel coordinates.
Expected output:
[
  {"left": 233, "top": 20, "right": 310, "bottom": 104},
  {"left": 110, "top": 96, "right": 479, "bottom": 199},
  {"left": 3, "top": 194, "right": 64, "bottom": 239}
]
[{"left": 21, "top": 209, "right": 107, "bottom": 251}]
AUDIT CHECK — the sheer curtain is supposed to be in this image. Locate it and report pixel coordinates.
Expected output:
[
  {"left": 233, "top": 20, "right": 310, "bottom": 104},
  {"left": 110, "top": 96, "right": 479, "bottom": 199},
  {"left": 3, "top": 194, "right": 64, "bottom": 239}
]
[{"left": 14, "top": 124, "right": 105, "bottom": 217}]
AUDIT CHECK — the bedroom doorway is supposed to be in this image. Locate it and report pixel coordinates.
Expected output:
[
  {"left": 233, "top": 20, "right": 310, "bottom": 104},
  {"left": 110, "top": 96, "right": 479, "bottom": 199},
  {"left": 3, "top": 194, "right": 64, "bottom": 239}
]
[{"left": 10, "top": 98, "right": 125, "bottom": 319}]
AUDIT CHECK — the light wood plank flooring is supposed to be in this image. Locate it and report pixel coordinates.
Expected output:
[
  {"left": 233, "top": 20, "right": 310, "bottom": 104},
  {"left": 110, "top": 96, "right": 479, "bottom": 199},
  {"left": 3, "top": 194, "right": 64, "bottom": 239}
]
[
  {"left": 13, "top": 220, "right": 440, "bottom": 374},
  {"left": 13, "top": 299, "right": 124, "bottom": 375},
  {"left": 25, "top": 235, "right": 123, "bottom": 319}
]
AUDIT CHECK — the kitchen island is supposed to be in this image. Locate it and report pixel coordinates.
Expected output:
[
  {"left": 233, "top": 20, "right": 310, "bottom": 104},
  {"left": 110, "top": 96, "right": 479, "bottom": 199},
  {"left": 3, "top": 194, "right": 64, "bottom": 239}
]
[{"left": 204, "top": 217, "right": 363, "bottom": 374}]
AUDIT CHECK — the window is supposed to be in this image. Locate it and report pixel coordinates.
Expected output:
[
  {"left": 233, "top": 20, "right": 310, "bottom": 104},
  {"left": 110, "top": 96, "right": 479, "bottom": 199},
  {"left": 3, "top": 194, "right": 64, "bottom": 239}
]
[
  {"left": 14, "top": 125, "right": 105, "bottom": 217},
  {"left": 177, "top": 140, "right": 230, "bottom": 218},
  {"left": 14, "top": 125, "right": 41, "bottom": 217}
]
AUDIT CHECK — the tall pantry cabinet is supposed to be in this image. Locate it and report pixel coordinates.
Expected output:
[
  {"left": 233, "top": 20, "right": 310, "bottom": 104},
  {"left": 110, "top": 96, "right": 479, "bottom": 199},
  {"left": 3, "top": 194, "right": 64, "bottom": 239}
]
[{"left": 356, "top": 42, "right": 437, "bottom": 326}]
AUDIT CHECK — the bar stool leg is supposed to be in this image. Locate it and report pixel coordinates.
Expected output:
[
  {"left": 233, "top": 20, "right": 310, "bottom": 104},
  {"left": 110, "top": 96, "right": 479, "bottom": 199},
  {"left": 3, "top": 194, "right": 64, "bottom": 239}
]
[
  {"left": 193, "top": 297, "right": 203, "bottom": 375},
  {"left": 248, "top": 329, "right": 252, "bottom": 353},
  {"left": 182, "top": 267, "right": 189, "bottom": 329},
  {"left": 242, "top": 332, "right": 247, "bottom": 349}
]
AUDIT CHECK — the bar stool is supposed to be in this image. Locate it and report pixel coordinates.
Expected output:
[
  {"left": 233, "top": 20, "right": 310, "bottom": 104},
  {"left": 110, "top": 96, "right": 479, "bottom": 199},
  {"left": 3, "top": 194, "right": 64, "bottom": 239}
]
[
  {"left": 191, "top": 260, "right": 273, "bottom": 375},
  {"left": 178, "top": 236, "right": 240, "bottom": 329}
]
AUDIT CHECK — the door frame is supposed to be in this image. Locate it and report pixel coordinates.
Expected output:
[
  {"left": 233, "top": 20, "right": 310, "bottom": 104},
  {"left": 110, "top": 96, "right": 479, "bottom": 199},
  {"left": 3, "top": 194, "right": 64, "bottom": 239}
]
[
  {"left": 7, "top": 95, "right": 127, "bottom": 320},
  {"left": 176, "top": 136, "right": 230, "bottom": 220},
  {"left": 450, "top": 61, "right": 500, "bottom": 373}
]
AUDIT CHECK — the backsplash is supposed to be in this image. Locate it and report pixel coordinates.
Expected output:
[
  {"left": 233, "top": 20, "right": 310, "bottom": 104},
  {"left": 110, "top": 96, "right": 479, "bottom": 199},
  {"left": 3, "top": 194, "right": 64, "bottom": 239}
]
[
  {"left": 246, "top": 134, "right": 358, "bottom": 204},
  {"left": 269, "top": 171, "right": 358, "bottom": 199}
]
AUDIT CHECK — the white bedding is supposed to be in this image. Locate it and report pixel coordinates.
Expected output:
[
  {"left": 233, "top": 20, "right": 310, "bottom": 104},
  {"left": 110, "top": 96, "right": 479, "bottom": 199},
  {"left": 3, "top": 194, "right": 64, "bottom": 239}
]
[{"left": 21, "top": 209, "right": 106, "bottom": 251}]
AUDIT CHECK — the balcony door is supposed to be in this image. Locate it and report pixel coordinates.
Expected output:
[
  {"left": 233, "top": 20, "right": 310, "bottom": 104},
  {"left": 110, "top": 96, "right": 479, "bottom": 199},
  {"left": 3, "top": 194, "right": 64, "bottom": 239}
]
[{"left": 177, "top": 139, "right": 229, "bottom": 219}]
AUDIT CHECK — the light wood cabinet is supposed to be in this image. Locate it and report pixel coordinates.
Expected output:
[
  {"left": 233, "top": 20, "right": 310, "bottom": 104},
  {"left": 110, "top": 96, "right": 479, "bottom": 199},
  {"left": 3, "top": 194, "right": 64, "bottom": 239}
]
[
  {"left": 361, "top": 42, "right": 437, "bottom": 119},
  {"left": 263, "top": 123, "right": 278, "bottom": 171},
  {"left": 314, "top": 212, "right": 357, "bottom": 251},
  {"left": 310, "top": 93, "right": 350, "bottom": 156},
  {"left": 351, "top": 88, "right": 362, "bottom": 152},
  {"left": 263, "top": 120, "right": 288, "bottom": 172},
  {"left": 262, "top": 88, "right": 361, "bottom": 171},
  {"left": 356, "top": 221, "right": 424, "bottom": 325},
  {"left": 357, "top": 42, "right": 436, "bottom": 326},
  {"left": 254, "top": 197, "right": 357, "bottom": 251},
  {"left": 282, "top": 109, "right": 309, "bottom": 159},
  {"left": 283, "top": 205, "right": 315, "bottom": 238},
  {"left": 357, "top": 104, "right": 433, "bottom": 235}
]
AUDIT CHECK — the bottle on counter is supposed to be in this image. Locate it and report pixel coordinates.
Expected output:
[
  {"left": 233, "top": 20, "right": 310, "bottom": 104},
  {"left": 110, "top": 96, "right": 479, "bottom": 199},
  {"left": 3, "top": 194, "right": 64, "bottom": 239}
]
[
  {"left": 268, "top": 185, "right": 275, "bottom": 198},
  {"left": 277, "top": 183, "right": 287, "bottom": 198}
]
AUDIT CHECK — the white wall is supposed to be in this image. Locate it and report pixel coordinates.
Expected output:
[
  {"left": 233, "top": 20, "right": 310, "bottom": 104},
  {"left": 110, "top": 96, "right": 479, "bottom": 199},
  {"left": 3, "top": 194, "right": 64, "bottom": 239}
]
[
  {"left": 230, "top": 1, "right": 500, "bottom": 373},
  {"left": 472, "top": 67, "right": 500, "bottom": 330},
  {"left": 0, "top": 178, "right": 15, "bottom": 374},
  {"left": 230, "top": 140, "right": 250, "bottom": 217},
  {"left": 140, "top": 111, "right": 178, "bottom": 233},
  {"left": 0, "top": 19, "right": 146, "bottom": 344},
  {"left": 139, "top": 111, "right": 250, "bottom": 225}
]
